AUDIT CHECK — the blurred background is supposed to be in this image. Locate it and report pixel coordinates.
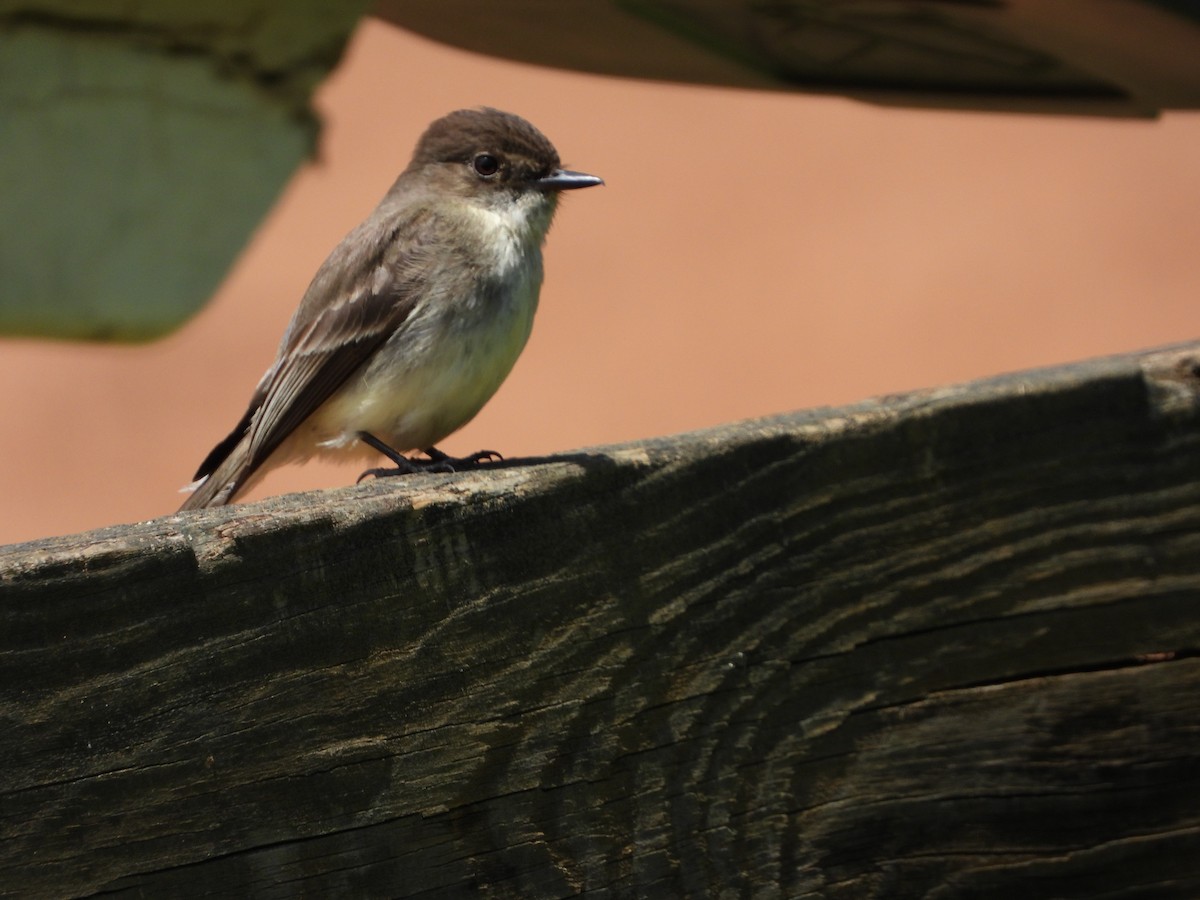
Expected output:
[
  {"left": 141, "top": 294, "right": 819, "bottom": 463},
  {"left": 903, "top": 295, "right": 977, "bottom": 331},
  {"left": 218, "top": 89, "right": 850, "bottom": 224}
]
[{"left": 2, "top": 17, "right": 1198, "bottom": 546}]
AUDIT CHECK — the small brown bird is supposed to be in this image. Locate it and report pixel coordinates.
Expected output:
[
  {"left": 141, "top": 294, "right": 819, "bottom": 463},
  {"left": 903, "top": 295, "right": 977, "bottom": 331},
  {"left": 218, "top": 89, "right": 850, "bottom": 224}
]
[{"left": 180, "top": 108, "right": 602, "bottom": 510}]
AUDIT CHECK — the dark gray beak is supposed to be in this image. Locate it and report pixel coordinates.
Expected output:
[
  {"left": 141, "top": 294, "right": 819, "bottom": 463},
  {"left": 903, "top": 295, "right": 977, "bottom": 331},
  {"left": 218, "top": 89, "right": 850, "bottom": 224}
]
[{"left": 537, "top": 169, "right": 604, "bottom": 191}]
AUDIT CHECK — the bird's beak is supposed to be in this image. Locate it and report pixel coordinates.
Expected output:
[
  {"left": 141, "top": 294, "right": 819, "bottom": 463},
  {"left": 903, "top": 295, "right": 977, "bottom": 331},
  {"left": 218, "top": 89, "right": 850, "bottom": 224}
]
[{"left": 537, "top": 169, "right": 604, "bottom": 191}]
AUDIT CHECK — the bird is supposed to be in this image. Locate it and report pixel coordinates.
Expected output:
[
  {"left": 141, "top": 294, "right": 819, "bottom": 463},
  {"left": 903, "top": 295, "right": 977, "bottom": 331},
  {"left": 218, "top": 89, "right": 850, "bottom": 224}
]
[{"left": 179, "top": 107, "right": 602, "bottom": 510}]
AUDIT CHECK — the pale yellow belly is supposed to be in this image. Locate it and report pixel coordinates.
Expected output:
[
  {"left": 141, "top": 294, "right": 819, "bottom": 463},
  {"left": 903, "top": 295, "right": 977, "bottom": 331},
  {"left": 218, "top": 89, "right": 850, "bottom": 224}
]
[{"left": 291, "top": 284, "right": 537, "bottom": 461}]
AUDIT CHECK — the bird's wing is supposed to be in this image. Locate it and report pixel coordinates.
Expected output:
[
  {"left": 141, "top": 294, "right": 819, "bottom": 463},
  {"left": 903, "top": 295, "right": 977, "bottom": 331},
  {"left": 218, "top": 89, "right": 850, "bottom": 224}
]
[{"left": 193, "top": 205, "right": 438, "bottom": 489}]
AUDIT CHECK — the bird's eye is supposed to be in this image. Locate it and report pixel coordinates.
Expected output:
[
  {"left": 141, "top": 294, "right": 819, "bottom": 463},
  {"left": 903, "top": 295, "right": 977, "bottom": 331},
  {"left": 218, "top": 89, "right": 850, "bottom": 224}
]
[{"left": 472, "top": 154, "right": 500, "bottom": 177}]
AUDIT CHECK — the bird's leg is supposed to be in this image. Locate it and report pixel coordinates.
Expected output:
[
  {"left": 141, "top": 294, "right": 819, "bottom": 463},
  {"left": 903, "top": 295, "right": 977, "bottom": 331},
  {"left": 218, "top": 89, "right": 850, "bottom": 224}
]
[
  {"left": 356, "top": 432, "right": 451, "bottom": 482},
  {"left": 355, "top": 433, "right": 501, "bottom": 483}
]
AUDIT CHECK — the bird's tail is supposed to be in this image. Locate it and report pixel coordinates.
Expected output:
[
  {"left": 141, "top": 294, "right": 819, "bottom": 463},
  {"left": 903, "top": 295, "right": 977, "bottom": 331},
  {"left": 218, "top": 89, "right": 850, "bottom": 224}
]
[{"left": 177, "top": 434, "right": 255, "bottom": 510}]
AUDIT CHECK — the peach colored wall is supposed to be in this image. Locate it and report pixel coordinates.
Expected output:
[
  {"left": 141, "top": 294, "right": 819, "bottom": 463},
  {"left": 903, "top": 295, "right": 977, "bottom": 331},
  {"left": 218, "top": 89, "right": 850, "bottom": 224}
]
[{"left": 3, "top": 21, "right": 1199, "bottom": 546}]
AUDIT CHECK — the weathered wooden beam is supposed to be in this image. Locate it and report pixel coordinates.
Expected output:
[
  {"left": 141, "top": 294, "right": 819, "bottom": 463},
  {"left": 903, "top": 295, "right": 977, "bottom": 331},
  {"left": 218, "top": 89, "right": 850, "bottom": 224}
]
[{"left": 3, "top": 344, "right": 1200, "bottom": 898}]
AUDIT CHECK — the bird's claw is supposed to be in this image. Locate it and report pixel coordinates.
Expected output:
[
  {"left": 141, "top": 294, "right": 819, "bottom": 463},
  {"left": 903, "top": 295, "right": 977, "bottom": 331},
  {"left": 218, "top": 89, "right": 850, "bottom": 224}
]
[{"left": 356, "top": 447, "right": 501, "bottom": 483}]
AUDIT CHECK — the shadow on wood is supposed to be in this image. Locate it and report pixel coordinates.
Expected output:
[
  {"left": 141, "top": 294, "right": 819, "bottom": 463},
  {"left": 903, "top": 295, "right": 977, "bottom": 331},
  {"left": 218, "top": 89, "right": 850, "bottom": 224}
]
[{"left": 3, "top": 344, "right": 1200, "bottom": 898}]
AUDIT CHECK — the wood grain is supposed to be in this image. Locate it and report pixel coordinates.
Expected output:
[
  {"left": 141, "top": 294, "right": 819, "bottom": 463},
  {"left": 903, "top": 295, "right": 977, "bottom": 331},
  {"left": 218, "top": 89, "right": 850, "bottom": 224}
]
[{"left": 3, "top": 344, "right": 1200, "bottom": 898}]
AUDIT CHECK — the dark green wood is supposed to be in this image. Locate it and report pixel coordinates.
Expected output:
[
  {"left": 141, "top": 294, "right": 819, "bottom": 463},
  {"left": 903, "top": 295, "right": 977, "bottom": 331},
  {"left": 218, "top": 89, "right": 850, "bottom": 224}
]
[{"left": 3, "top": 345, "right": 1200, "bottom": 898}]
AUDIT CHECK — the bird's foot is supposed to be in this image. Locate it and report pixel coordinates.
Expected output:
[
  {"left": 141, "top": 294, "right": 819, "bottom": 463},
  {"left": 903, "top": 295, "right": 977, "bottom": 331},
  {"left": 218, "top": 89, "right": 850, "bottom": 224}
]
[
  {"left": 420, "top": 446, "right": 503, "bottom": 468},
  {"left": 356, "top": 433, "right": 502, "bottom": 483}
]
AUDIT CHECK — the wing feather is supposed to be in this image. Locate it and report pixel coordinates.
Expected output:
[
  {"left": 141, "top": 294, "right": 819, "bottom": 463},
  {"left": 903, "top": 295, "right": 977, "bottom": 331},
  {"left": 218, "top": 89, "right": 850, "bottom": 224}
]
[{"left": 191, "top": 203, "right": 437, "bottom": 494}]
